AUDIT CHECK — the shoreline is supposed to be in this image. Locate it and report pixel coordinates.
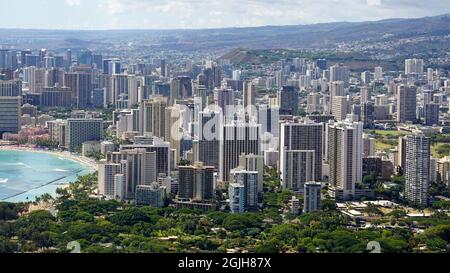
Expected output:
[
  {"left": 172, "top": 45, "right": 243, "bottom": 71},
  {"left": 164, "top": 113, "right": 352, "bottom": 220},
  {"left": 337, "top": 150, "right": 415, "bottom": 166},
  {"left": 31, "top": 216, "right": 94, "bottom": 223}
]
[{"left": 0, "top": 145, "right": 98, "bottom": 172}]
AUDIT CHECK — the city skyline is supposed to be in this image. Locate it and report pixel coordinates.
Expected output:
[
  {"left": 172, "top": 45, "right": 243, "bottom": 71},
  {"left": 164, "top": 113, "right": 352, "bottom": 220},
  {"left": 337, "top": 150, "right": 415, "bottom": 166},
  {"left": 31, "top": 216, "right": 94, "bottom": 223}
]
[{"left": 0, "top": 0, "right": 450, "bottom": 30}]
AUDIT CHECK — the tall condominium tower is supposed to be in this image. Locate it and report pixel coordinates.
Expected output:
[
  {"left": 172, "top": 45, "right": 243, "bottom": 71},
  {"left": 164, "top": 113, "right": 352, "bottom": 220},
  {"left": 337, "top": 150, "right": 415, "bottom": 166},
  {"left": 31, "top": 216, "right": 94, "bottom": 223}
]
[
  {"left": 0, "top": 96, "right": 21, "bottom": 137},
  {"left": 140, "top": 96, "right": 167, "bottom": 138},
  {"left": 170, "top": 76, "right": 192, "bottom": 105},
  {"left": 197, "top": 110, "right": 221, "bottom": 170},
  {"left": 239, "top": 154, "right": 264, "bottom": 193},
  {"left": 328, "top": 119, "right": 363, "bottom": 200},
  {"left": 0, "top": 80, "right": 22, "bottom": 97},
  {"left": 219, "top": 121, "right": 261, "bottom": 183},
  {"left": 405, "top": 59, "right": 424, "bottom": 75},
  {"left": 214, "top": 86, "right": 235, "bottom": 120},
  {"left": 278, "top": 85, "right": 299, "bottom": 116},
  {"left": 397, "top": 85, "right": 417, "bottom": 124},
  {"left": 65, "top": 118, "right": 103, "bottom": 151},
  {"left": 230, "top": 169, "right": 259, "bottom": 212},
  {"left": 243, "top": 81, "right": 257, "bottom": 109},
  {"left": 280, "top": 118, "right": 323, "bottom": 188},
  {"left": 405, "top": 134, "right": 430, "bottom": 206},
  {"left": 178, "top": 162, "right": 215, "bottom": 201},
  {"left": 329, "top": 64, "right": 349, "bottom": 83},
  {"left": 106, "top": 148, "right": 157, "bottom": 200},
  {"left": 424, "top": 103, "right": 440, "bottom": 126},
  {"left": 304, "top": 182, "right": 322, "bottom": 213}
]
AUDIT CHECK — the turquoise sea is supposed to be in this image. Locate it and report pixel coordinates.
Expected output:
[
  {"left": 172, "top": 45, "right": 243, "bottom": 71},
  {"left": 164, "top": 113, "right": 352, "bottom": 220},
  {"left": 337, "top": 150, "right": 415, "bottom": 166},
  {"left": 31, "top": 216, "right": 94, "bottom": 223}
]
[{"left": 0, "top": 150, "right": 92, "bottom": 203}]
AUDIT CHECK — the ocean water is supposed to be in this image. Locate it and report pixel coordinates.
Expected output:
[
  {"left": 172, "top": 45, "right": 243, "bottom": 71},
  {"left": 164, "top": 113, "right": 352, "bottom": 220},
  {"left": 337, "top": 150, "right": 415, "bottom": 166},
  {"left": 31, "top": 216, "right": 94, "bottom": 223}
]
[{"left": 0, "top": 150, "right": 92, "bottom": 203}]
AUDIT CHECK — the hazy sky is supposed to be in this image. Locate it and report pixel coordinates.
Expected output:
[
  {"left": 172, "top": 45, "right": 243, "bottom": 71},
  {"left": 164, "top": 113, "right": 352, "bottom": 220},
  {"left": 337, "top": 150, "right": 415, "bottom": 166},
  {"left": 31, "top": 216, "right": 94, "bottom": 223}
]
[{"left": 1, "top": 0, "right": 450, "bottom": 29}]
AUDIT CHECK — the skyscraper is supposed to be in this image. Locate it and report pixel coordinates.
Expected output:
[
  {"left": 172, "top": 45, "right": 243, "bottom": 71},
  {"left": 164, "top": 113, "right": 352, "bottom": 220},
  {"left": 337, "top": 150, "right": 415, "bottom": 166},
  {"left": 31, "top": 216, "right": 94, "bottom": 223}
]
[
  {"left": 328, "top": 119, "right": 363, "bottom": 200},
  {"left": 397, "top": 85, "right": 417, "bottom": 123},
  {"left": 405, "top": 59, "right": 424, "bottom": 75},
  {"left": 278, "top": 86, "right": 299, "bottom": 116},
  {"left": 178, "top": 162, "right": 215, "bottom": 201},
  {"left": 0, "top": 96, "right": 21, "bottom": 137},
  {"left": 361, "top": 101, "right": 375, "bottom": 129},
  {"left": 228, "top": 183, "right": 245, "bottom": 214},
  {"left": 197, "top": 110, "right": 221, "bottom": 170},
  {"left": 280, "top": 119, "right": 323, "bottom": 185},
  {"left": 106, "top": 148, "right": 157, "bottom": 200},
  {"left": 281, "top": 150, "right": 315, "bottom": 193},
  {"left": 330, "top": 64, "right": 349, "bottom": 83},
  {"left": 64, "top": 72, "right": 92, "bottom": 108},
  {"left": 332, "top": 96, "right": 350, "bottom": 121},
  {"left": 170, "top": 76, "right": 192, "bottom": 105},
  {"left": 65, "top": 118, "right": 103, "bottom": 151},
  {"left": 140, "top": 96, "right": 167, "bottom": 138},
  {"left": 304, "top": 182, "right": 322, "bottom": 213},
  {"left": 230, "top": 169, "right": 259, "bottom": 211},
  {"left": 0, "top": 80, "right": 22, "bottom": 97},
  {"left": 424, "top": 103, "right": 440, "bottom": 126},
  {"left": 243, "top": 81, "right": 256, "bottom": 109},
  {"left": 219, "top": 121, "right": 261, "bottom": 183},
  {"left": 239, "top": 154, "right": 264, "bottom": 193},
  {"left": 404, "top": 134, "right": 430, "bottom": 206},
  {"left": 214, "top": 86, "right": 235, "bottom": 120}
]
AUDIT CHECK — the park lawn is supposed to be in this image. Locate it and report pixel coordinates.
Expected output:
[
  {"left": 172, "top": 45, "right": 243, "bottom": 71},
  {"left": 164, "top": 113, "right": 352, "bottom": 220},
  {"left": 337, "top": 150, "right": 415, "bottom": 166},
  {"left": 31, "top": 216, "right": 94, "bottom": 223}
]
[
  {"left": 375, "top": 141, "right": 395, "bottom": 152},
  {"left": 431, "top": 143, "right": 450, "bottom": 158},
  {"left": 366, "top": 130, "right": 406, "bottom": 137}
]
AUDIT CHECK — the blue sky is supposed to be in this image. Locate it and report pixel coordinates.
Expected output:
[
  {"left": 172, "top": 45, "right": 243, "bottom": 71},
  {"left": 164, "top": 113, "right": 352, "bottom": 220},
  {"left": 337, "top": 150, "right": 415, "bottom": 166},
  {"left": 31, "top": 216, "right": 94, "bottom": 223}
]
[{"left": 1, "top": 0, "right": 450, "bottom": 30}]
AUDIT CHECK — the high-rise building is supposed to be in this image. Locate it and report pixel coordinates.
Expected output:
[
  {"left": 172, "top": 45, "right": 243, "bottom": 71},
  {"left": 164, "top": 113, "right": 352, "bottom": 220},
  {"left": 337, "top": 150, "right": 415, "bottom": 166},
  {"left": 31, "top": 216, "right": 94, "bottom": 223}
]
[
  {"left": 258, "top": 104, "right": 280, "bottom": 137},
  {"left": 239, "top": 154, "right": 264, "bottom": 193},
  {"left": 330, "top": 64, "right": 349, "bottom": 83},
  {"left": 120, "top": 138, "right": 172, "bottom": 177},
  {"left": 361, "top": 71, "right": 370, "bottom": 84},
  {"left": 64, "top": 72, "right": 92, "bottom": 108},
  {"left": 332, "top": 96, "right": 350, "bottom": 121},
  {"left": 405, "top": 59, "right": 424, "bottom": 75},
  {"left": 228, "top": 183, "right": 245, "bottom": 213},
  {"left": 232, "top": 70, "right": 242, "bottom": 81},
  {"left": 360, "top": 86, "right": 372, "bottom": 104},
  {"left": 282, "top": 150, "right": 315, "bottom": 193},
  {"left": 140, "top": 96, "right": 167, "bottom": 138},
  {"left": 374, "top": 66, "right": 383, "bottom": 81},
  {"left": 0, "top": 96, "right": 21, "bottom": 137},
  {"left": 361, "top": 101, "right": 375, "bottom": 129},
  {"left": 405, "top": 134, "right": 430, "bottom": 206},
  {"left": 328, "top": 119, "right": 363, "bottom": 200},
  {"left": 170, "top": 76, "right": 192, "bottom": 105},
  {"left": 98, "top": 161, "right": 123, "bottom": 198},
  {"left": 214, "top": 86, "right": 235, "bottom": 120},
  {"left": 306, "top": 93, "right": 321, "bottom": 114},
  {"left": 197, "top": 110, "right": 221, "bottom": 170},
  {"left": 424, "top": 103, "right": 440, "bottom": 126},
  {"left": 280, "top": 119, "right": 323, "bottom": 184},
  {"left": 92, "top": 88, "right": 106, "bottom": 108},
  {"left": 178, "top": 162, "right": 215, "bottom": 201},
  {"left": 397, "top": 85, "right": 417, "bottom": 123},
  {"left": 110, "top": 74, "right": 129, "bottom": 105},
  {"left": 304, "top": 182, "right": 322, "bottom": 213},
  {"left": 219, "top": 121, "right": 261, "bottom": 183},
  {"left": 135, "top": 183, "right": 166, "bottom": 207},
  {"left": 65, "top": 118, "right": 103, "bottom": 151},
  {"left": 0, "top": 80, "right": 22, "bottom": 97},
  {"left": 243, "top": 81, "right": 256, "bottom": 109},
  {"left": 106, "top": 148, "right": 157, "bottom": 199},
  {"left": 278, "top": 86, "right": 299, "bottom": 116},
  {"left": 229, "top": 169, "right": 259, "bottom": 212}
]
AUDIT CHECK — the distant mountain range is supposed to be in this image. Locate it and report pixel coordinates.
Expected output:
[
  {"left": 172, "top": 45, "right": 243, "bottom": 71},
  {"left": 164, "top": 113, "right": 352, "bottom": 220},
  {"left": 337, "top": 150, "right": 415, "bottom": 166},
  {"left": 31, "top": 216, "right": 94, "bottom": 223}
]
[{"left": 1, "top": 13, "right": 450, "bottom": 55}]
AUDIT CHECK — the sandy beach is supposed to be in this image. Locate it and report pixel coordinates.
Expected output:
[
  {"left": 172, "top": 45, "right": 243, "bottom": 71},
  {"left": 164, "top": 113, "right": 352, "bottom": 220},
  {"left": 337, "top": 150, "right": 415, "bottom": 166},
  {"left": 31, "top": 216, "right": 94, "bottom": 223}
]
[{"left": 0, "top": 145, "right": 98, "bottom": 172}]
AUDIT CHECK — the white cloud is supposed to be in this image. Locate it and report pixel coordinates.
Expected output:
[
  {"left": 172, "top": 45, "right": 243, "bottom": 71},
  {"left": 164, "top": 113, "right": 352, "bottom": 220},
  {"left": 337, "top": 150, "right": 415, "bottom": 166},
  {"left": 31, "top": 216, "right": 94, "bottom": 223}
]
[
  {"left": 367, "top": 0, "right": 382, "bottom": 6},
  {"left": 66, "top": 0, "right": 81, "bottom": 6}
]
